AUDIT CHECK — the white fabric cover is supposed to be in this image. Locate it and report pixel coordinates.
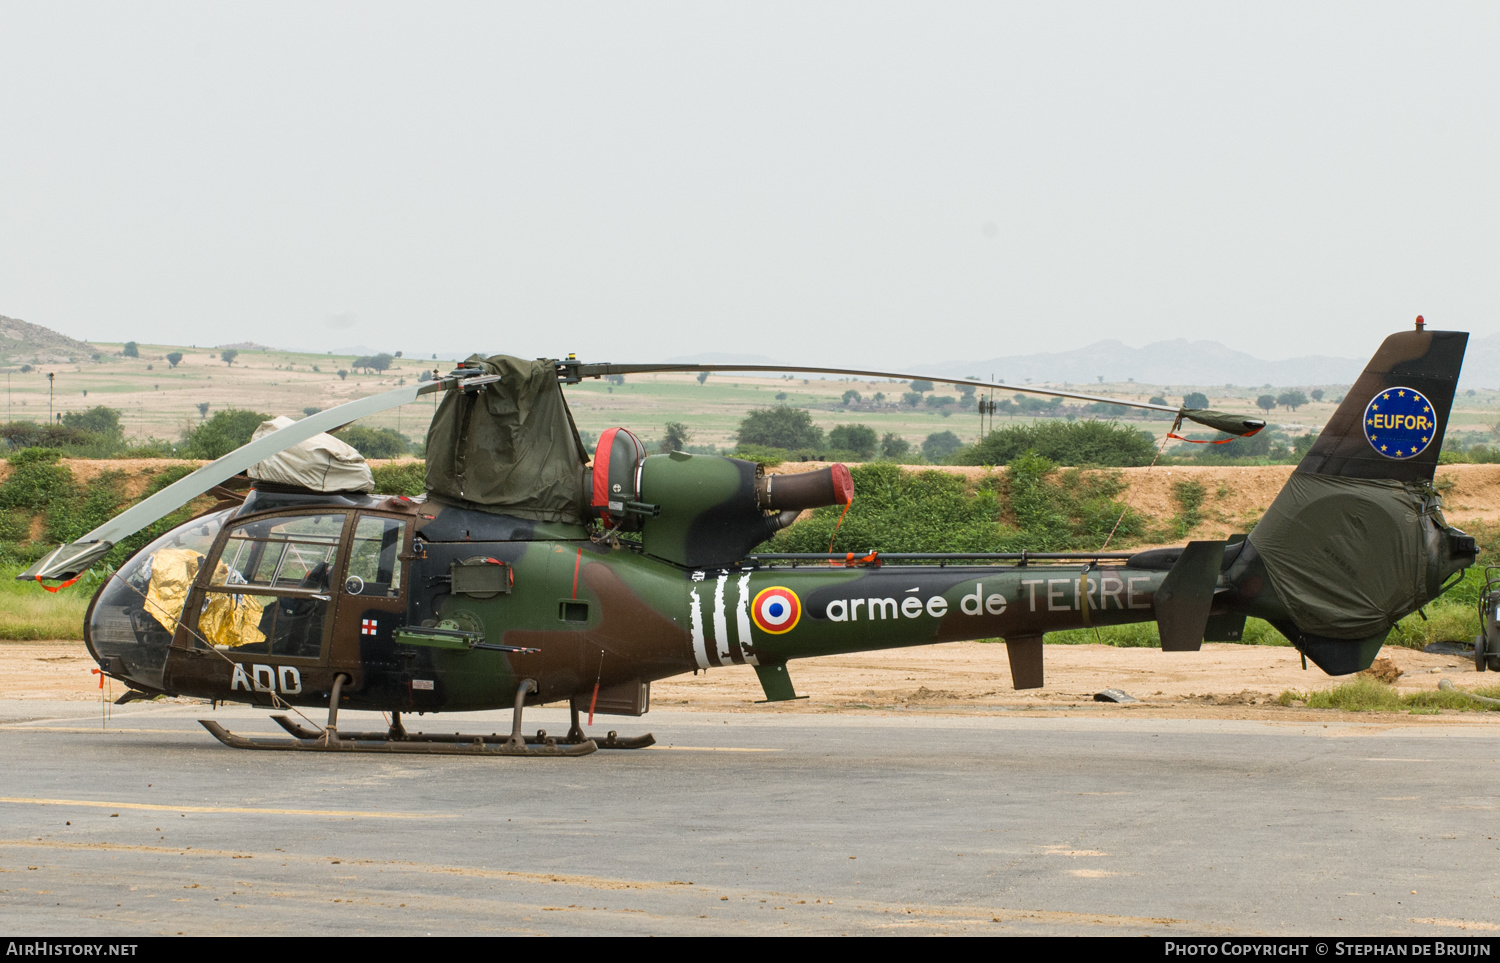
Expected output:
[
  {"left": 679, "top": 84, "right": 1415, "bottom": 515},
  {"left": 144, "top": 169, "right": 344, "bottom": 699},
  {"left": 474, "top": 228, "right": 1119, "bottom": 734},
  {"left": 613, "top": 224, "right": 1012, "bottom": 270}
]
[{"left": 247, "top": 416, "right": 375, "bottom": 493}]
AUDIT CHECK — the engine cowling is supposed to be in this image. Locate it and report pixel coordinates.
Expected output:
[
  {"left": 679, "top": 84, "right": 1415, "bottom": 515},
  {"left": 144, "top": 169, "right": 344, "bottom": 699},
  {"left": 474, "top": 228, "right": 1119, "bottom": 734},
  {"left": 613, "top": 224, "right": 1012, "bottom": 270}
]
[{"left": 582, "top": 428, "right": 852, "bottom": 568}]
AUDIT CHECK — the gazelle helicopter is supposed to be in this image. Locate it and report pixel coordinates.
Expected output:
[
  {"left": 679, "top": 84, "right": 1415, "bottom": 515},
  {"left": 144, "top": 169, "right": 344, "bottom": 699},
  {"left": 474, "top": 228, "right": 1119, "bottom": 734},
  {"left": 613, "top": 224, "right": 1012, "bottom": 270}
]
[{"left": 20, "top": 320, "right": 1478, "bottom": 756}]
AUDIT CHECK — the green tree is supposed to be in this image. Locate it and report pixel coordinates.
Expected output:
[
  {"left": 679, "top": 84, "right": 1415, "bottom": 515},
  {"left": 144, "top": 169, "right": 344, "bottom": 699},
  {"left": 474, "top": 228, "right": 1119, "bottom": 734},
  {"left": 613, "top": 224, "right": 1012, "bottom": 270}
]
[
  {"left": 61, "top": 406, "right": 122, "bottom": 436},
  {"left": 1182, "top": 391, "right": 1210, "bottom": 409},
  {"left": 196, "top": 401, "right": 210, "bottom": 420},
  {"left": 660, "top": 422, "right": 693, "bottom": 453},
  {"left": 337, "top": 369, "right": 348, "bottom": 381},
  {"left": 302, "top": 407, "right": 322, "bottom": 417},
  {"left": 165, "top": 351, "right": 183, "bottom": 368},
  {"left": 1149, "top": 395, "right": 1168, "bottom": 406},
  {"left": 1256, "top": 394, "right": 1276, "bottom": 414},
  {"left": 737, "top": 406, "right": 823, "bottom": 450},
  {"left": 841, "top": 389, "right": 861, "bottom": 406},
  {"left": 1013, "top": 395, "right": 1064, "bottom": 416},
  {"left": 1277, "top": 390, "right": 1309, "bottom": 412},
  {"left": 901, "top": 391, "right": 923, "bottom": 408},
  {"left": 910, "top": 380, "right": 935, "bottom": 393},
  {"left": 922, "top": 431, "right": 963, "bottom": 462},
  {"left": 881, "top": 433, "right": 911, "bottom": 460},
  {"left": 828, "top": 424, "right": 878, "bottom": 459},
  {"left": 696, "top": 371, "right": 710, "bottom": 385},
  {"left": 955, "top": 421, "right": 1156, "bottom": 467},
  {"left": 336, "top": 426, "right": 409, "bottom": 459},
  {"left": 181, "top": 409, "right": 270, "bottom": 459},
  {"left": 122, "top": 341, "right": 139, "bottom": 358},
  {"left": 353, "top": 353, "right": 393, "bottom": 374},
  {"left": 1310, "top": 389, "right": 1325, "bottom": 402},
  {"left": 220, "top": 349, "right": 238, "bottom": 366}
]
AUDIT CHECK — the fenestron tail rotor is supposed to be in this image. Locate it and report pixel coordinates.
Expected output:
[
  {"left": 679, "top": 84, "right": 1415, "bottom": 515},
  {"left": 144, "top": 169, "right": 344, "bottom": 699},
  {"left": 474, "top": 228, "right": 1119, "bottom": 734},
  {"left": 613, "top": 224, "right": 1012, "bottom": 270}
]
[{"left": 1232, "top": 320, "right": 1477, "bottom": 675}]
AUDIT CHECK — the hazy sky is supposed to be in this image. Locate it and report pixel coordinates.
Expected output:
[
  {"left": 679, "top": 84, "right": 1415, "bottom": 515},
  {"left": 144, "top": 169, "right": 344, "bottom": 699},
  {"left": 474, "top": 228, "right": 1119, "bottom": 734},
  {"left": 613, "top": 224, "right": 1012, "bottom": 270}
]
[{"left": 2, "top": 3, "right": 1496, "bottom": 368}]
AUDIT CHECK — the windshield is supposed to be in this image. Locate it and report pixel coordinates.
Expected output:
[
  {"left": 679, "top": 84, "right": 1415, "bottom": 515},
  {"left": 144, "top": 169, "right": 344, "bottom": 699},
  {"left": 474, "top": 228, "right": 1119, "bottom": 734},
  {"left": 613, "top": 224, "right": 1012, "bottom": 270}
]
[{"left": 84, "top": 509, "right": 234, "bottom": 691}]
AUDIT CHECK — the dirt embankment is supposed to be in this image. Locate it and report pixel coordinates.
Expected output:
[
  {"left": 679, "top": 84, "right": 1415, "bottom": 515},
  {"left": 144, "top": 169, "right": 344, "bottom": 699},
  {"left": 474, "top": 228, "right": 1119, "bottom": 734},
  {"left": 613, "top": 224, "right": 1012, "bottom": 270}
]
[
  {"left": 4, "top": 456, "right": 1493, "bottom": 560},
  {"left": 767, "top": 461, "right": 1500, "bottom": 544},
  {"left": 8, "top": 458, "right": 1495, "bottom": 547}
]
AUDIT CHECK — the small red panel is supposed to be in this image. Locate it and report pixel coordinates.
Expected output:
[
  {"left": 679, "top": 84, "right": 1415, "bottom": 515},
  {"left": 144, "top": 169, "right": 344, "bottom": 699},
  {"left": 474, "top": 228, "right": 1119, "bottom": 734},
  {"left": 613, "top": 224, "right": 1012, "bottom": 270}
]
[
  {"left": 592, "top": 427, "right": 623, "bottom": 510},
  {"left": 829, "top": 463, "right": 854, "bottom": 505}
]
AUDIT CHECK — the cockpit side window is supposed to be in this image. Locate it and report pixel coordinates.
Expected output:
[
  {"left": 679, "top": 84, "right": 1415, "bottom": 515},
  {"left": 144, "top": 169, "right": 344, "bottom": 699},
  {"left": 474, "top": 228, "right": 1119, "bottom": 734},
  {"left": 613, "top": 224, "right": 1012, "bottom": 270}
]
[
  {"left": 345, "top": 516, "right": 406, "bottom": 599},
  {"left": 216, "top": 513, "right": 346, "bottom": 591},
  {"left": 195, "top": 513, "right": 348, "bottom": 658}
]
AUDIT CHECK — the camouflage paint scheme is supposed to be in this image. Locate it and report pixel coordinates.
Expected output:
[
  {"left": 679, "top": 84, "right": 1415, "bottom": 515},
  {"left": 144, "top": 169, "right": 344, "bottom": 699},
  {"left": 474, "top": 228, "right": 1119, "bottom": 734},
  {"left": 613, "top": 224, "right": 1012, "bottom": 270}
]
[
  {"left": 79, "top": 326, "right": 1478, "bottom": 721},
  {"left": 90, "top": 482, "right": 1183, "bottom": 716}
]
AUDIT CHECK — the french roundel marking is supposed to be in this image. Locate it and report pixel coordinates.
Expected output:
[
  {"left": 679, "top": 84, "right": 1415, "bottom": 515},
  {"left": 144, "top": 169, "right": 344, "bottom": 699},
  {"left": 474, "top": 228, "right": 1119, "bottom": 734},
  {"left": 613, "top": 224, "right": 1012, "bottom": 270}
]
[
  {"left": 1364, "top": 387, "right": 1437, "bottom": 460},
  {"left": 751, "top": 587, "right": 801, "bottom": 635}
]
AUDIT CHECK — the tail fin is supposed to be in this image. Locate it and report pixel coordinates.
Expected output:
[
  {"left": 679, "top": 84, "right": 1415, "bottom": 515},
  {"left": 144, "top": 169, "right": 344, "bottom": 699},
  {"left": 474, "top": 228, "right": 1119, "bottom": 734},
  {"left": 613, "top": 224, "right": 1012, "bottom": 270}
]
[
  {"left": 1233, "top": 325, "right": 1477, "bottom": 675},
  {"left": 1296, "top": 326, "right": 1467, "bottom": 481}
]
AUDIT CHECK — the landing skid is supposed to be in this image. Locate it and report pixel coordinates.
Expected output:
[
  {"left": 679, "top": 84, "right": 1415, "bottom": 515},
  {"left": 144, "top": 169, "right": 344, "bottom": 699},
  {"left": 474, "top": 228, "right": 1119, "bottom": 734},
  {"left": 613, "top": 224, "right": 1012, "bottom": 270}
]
[
  {"left": 198, "top": 719, "right": 596, "bottom": 756},
  {"left": 197, "top": 676, "right": 653, "bottom": 757},
  {"left": 267, "top": 715, "right": 654, "bottom": 751}
]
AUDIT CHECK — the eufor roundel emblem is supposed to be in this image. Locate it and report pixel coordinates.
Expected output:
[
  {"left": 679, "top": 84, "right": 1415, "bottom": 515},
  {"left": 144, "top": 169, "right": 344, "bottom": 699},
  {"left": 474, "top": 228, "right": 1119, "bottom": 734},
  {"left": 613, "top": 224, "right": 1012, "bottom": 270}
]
[
  {"left": 1365, "top": 387, "right": 1437, "bottom": 460},
  {"left": 751, "top": 586, "right": 801, "bottom": 635}
]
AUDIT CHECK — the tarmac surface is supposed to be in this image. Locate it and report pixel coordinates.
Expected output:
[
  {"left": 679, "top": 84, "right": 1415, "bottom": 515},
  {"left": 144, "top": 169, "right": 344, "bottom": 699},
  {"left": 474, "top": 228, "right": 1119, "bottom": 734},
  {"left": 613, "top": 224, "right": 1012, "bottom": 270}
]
[{"left": 2, "top": 697, "right": 1498, "bottom": 936}]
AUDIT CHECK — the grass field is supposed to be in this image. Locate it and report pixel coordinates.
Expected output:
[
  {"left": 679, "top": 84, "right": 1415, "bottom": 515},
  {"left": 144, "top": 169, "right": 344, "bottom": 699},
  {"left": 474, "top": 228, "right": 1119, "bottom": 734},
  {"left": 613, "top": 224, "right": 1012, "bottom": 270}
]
[
  {"left": 0, "top": 564, "right": 95, "bottom": 640},
  {"left": 1277, "top": 675, "right": 1500, "bottom": 712}
]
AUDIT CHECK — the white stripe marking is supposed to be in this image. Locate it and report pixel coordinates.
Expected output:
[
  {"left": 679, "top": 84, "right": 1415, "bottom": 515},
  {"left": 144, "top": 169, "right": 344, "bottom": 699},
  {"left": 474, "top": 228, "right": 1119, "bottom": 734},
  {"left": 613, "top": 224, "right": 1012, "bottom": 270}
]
[
  {"left": 690, "top": 587, "right": 709, "bottom": 669},
  {"left": 736, "top": 572, "right": 756, "bottom": 665},
  {"left": 713, "top": 573, "right": 732, "bottom": 664}
]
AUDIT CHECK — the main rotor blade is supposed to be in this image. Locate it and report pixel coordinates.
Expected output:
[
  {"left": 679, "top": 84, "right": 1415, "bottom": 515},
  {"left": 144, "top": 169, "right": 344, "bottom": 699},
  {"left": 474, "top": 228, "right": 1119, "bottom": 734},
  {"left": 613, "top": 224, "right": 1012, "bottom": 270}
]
[
  {"left": 17, "top": 378, "right": 455, "bottom": 582},
  {"left": 560, "top": 360, "right": 1266, "bottom": 436},
  {"left": 565, "top": 361, "right": 1182, "bottom": 414}
]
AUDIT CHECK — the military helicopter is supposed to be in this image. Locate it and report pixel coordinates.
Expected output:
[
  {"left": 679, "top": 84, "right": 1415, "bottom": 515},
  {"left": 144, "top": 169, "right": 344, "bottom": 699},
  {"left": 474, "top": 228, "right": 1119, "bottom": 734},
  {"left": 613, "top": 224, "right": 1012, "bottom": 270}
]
[{"left": 19, "top": 321, "right": 1477, "bottom": 756}]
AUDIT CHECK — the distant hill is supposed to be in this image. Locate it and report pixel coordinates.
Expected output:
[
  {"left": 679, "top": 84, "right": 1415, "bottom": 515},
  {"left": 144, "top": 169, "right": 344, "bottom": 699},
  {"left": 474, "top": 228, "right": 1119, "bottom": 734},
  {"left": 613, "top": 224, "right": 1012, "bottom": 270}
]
[
  {"left": 0, "top": 315, "right": 100, "bottom": 366},
  {"left": 912, "top": 333, "right": 1500, "bottom": 391},
  {"left": 215, "top": 341, "right": 278, "bottom": 351}
]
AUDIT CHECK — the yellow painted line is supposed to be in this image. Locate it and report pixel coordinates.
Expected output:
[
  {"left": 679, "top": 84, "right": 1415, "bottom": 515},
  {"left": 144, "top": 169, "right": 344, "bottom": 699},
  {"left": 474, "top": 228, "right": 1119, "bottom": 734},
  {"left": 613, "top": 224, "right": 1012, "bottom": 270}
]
[
  {"left": 649, "top": 745, "right": 777, "bottom": 752},
  {"left": 0, "top": 797, "right": 453, "bottom": 819}
]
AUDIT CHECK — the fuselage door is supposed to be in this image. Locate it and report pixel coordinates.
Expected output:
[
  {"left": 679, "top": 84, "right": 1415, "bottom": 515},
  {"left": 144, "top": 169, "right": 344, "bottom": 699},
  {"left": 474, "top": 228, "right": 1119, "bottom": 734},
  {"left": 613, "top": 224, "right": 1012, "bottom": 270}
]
[
  {"left": 169, "top": 510, "right": 348, "bottom": 696},
  {"left": 330, "top": 513, "right": 411, "bottom": 680}
]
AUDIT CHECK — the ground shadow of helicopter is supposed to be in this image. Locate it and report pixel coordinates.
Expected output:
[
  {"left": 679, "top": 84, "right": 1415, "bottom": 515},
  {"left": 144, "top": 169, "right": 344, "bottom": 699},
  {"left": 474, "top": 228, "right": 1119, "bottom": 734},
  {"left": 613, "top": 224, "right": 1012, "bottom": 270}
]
[{"left": 19, "top": 322, "right": 1477, "bottom": 756}]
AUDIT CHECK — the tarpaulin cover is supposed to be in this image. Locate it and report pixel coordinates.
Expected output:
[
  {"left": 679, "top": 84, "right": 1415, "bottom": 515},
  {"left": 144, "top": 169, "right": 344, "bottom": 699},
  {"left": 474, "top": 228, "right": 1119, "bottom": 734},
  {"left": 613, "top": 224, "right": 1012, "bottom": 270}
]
[
  {"left": 1248, "top": 472, "right": 1436, "bottom": 638},
  {"left": 424, "top": 355, "right": 590, "bottom": 524},
  {"left": 1181, "top": 408, "right": 1265, "bottom": 437},
  {"left": 248, "top": 416, "right": 374, "bottom": 493}
]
